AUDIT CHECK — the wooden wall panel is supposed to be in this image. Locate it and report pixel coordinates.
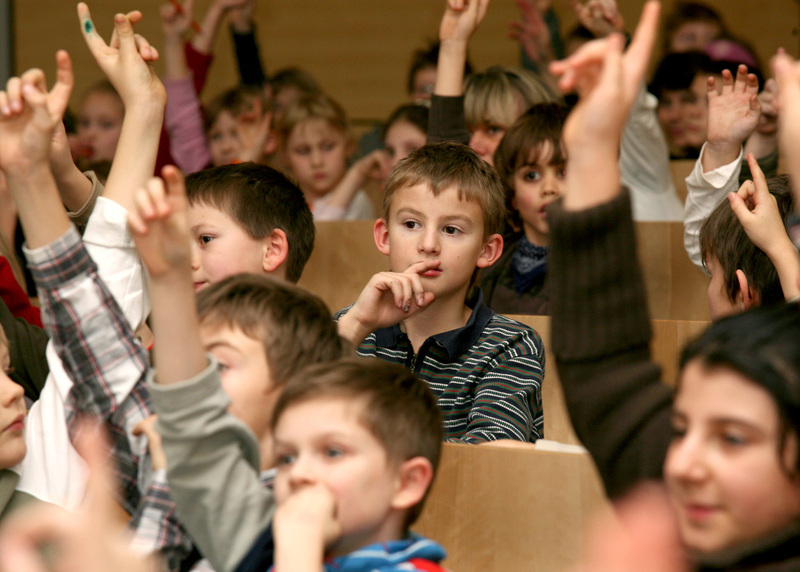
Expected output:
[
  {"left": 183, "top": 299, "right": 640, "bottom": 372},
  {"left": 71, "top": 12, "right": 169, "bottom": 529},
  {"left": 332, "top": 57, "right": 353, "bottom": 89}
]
[{"left": 16, "top": 1, "right": 799, "bottom": 125}]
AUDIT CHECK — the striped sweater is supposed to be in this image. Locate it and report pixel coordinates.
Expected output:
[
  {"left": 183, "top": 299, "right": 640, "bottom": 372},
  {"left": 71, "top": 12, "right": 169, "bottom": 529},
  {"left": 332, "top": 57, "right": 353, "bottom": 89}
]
[{"left": 338, "top": 291, "right": 544, "bottom": 443}]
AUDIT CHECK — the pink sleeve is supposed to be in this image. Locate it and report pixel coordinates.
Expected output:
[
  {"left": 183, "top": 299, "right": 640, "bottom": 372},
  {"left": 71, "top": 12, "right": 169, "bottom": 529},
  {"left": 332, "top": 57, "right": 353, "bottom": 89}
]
[{"left": 164, "top": 75, "right": 212, "bottom": 174}]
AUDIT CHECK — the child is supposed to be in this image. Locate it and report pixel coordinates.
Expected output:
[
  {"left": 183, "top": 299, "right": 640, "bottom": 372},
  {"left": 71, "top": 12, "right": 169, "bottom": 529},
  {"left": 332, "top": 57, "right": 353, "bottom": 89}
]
[
  {"left": 276, "top": 93, "right": 383, "bottom": 221},
  {"left": 383, "top": 103, "right": 428, "bottom": 173},
  {"left": 184, "top": 162, "right": 314, "bottom": 287},
  {"left": 75, "top": 80, "right": 123, "bottom": 166},
  {"left": 479, "top": 102, "right": 568, "bottom": 315},
  {"left": 549, "top": 1, "right": 800, "bottom": 565},
  {"left": 698, "top": 163, "right": 798, "bottom": 319},
  {"left": 336, "top": 141, "right": 544, "bottom": 444}
]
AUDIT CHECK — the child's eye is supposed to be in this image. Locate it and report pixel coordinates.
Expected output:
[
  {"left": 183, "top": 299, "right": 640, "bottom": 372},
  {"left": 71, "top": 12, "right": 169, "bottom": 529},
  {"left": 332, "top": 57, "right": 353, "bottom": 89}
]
[
  {"left": 523, "top": 170, "right": 542, "bottom": 182},
  {"left": 324, "top": 446, "right": 344, "bottom": 459},
  {"left": 275, "top": 453, "right": 297, "bottom": 467},
  {"left": 721, "top": 432, "right": 748, "bottom": 447},
  {"left": 487, "top": 124, "right": 505, "bottom": 136},
  {"left": 321, "top": 142, "right": 336, "bottom": 152},
  {"left": 293, "top": 146, "right": 311, "bottom": 156},
  {"left": 199, "top": 235, "right": 214, "bottom": 245},
  {"left": 403, "top": 220, "right": 420, "bottom": 230},
  {"left": 215, "top": 361, "right": 229, "bottom": 373},
  {"left": 443, "top": 225, "right": 461, "bottom": 236},
  {"left": 100, "top": 121, "right": 117, "bottom": 131}
]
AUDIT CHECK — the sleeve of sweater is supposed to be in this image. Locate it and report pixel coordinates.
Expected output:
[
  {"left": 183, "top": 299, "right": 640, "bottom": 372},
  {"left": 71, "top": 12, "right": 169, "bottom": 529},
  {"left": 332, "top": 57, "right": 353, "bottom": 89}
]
[
  {"left": 427, "top": 95, "right": 471, "bottom": 146},
  {"left": 547, "top": 190, "right": 674, "bottom": 499},
  {"left": 164, "top": 75, "right": 212, "bottom": 174},
  {"left": 231, "top": 26, "right": 267, "bottom": 87}
]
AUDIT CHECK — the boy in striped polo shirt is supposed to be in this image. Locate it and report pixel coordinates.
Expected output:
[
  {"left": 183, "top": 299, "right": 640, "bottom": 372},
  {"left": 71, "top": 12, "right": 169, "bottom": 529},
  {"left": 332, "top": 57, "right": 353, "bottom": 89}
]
[{"left": 337, "top": 142, "right": 544, "bottom": 443}]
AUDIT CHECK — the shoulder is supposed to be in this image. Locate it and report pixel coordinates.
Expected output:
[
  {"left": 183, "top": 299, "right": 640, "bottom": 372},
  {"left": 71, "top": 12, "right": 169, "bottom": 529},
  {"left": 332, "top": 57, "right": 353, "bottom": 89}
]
[{"left": 481, "top": 313, "right": 544, "bottom": 357}]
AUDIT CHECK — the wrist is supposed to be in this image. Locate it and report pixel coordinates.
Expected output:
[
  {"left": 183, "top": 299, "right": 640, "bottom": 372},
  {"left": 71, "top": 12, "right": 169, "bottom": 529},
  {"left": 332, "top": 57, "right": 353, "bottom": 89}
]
[{"left": 702, "top": 141, "right": 741, "bottom": 172}]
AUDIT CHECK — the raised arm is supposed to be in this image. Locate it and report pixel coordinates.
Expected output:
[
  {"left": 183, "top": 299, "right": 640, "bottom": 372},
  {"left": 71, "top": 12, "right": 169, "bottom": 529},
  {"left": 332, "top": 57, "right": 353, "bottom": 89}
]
[
  {"left": 428, "top": 0, "right": 489, "bottom": 145},
  {"left": 548, "top": 1, "right": 673, "bottom": 498}
]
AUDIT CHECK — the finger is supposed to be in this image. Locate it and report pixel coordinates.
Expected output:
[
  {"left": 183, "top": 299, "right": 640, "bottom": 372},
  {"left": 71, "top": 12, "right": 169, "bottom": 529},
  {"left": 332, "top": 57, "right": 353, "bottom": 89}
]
[
  {"left": 77, "top": 3, "right": 109, "bottom": 56},
  {"left": 623, "top": 0, "right": 660, "bottom": 87},
  {"left": 387, "top": 277, "right": 411, "bottom": 311},
  {"left": 127, "top": 204, "right": 150, "bottom": 236},
  {"left": 706, "top": 75, "right": 718, "bottom": 100},
  {"left": 6, "top": 76, "right": 22, "bottom": 113},
  {"left": 134, "top": 185, "right": 159, "bottom": 222},
  {"left": 598, "top": 33, "right": 624, "bottom": 95},
  {"left": 145, "top": 177, "right": 170, "bottom": 219},
  {"left": 49, "top": 51, "right": 74, "bottom": 121},
  {"left": 112, "top": 12, "right": 137, "bottom": 58},
  {"left": 746, "top": 152, "right": 769, "bottom": 197},
  {"left": 735, "top": 179, "right": 755, "bottom": 201},
  {"left": 134, "top": 34, "right": 158, "bottom": 63},
  {"left": 728, "top": 190, "right": 753, "bottom": 223},
  {"left": 0, "top": 90, "right": 10, "bottom": 116},
  {"left": 476, "top": 0, "right": 490, "bottom": 23},
  {"left": 719, "top": 67, "right": 733, "bottom": 93},
  {"left": 161, "top": 164, "right": 188, "bottom": 208},
  {"left": 0, "top": 505, "right": 76, "bottom": 572},
  {"left": 733, "top": 64, "right": 749, "bottom": 92},
  {"left": 746, "top": 72, "right": 759, "bottom": 94}
]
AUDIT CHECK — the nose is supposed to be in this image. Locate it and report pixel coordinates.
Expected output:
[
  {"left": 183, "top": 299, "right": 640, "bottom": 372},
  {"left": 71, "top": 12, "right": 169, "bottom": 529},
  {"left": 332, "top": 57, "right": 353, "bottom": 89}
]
[
  {"left": 418, "top": 227, "right": 440, "bottom": 254},
  {"left": 665, "top": 432, "right": 709, "bottom": 484},
  {"left": 469, "top": 131, "right": 488, "bottom": 158},
  {"left": 0, "top": 373, "right": 24, "bottom": 408},
  {"left": 287, "top": 454, "right": 317, "bottom": 491},
  {"left": 541, "top": 171, "right": 560, "bottom": 198},
  {"left": 309, "top": 147, "right": 324, "bottom": 166},
  {"left": 190, "top": 241, "right": 201, "bottom": 272}
]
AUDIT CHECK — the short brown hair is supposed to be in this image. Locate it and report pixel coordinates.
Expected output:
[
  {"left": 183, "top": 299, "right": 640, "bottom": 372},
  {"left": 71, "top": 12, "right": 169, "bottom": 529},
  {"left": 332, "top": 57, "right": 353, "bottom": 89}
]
[
  {"left": 275, "top": 93, "right": 349, "bottom": 148},
  {"left": 384, "top": 142, "right": 506, "bottom": 238},
  {"left": 270, "top": 357, "right": 442, "bottom": 526},
  {"left": 464, "top": 66, "right": 558, "bottom": 130},
  {"left": 699, "top": 175, "right": 794, "bottom": 306},
  {"left": 186, "top": 163, "right": 314, "bottom": 283},
  {"left": 203, "top": 85, "right": 269, "bottom": 134},
  {"left": 196, "top": 274, "right": 349, "bottom": 387}
]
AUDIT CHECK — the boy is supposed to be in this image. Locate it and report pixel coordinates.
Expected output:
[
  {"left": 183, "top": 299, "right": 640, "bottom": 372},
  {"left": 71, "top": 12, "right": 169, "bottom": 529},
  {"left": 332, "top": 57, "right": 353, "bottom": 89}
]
[
  {"left": 698, "top": 164, "right": 798, "bottom": 320},
  {"left": 184, "top": 162, "right": 314, "bottom": 287},
  {"left": 336, "top": 142, "right": 544, "bottom": 444}
]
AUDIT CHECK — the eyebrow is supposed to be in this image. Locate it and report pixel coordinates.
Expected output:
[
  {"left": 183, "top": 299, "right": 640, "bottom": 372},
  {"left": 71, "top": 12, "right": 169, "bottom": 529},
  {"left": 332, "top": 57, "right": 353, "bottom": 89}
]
[
  {"left": 204, "top": 341, "right": 242, "bottom": 354},
  {"left": 395, "top": 208, "right": 473, "bottom": 226}
]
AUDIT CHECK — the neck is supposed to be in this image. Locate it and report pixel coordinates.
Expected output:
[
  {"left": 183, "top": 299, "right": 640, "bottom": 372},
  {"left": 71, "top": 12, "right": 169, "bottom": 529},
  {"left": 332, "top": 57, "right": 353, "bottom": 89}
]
[
  {"left": 402, "top": 291, "right": 472, "bottom": 352},
  {"left": 522, "top": 226, "right": 549, "bottom": 247}
]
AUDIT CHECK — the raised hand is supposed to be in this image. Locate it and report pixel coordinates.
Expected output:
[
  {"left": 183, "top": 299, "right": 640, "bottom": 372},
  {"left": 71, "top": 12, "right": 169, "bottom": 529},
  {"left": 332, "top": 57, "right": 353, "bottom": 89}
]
[
  {"left": 160, "top": 0, "right": 195, "bottom": 41},
  {"left": 550, "top": 0, "right": 660, "bottom": 210},
  {"left": 78, "top": 3, "right": 166, "bottom": 109},
  {"left": 0, "top": 51, "right": 73, "bottom": 178},
  {"left": 705, "top": 65, "right": 760, "bottom": 167},
  {"left": 439, "top": 0, "right": 490, "bottom": 45},
  {"left": 509, "top": 0, "right": 553, "bottom": 66},
  {"left": 127, "top": 166, "right": 192, "bottom": 278},
  {"left": 757, "top": 78, "right": 778, "bottom": 136},
  {"left": 571, "top": 0, "right": 625, "bottom": 38}
]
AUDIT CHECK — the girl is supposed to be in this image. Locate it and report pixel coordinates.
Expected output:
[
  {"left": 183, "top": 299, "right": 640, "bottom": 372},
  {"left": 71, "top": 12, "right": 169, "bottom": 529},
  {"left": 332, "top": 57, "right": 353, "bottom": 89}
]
[
  {"left": 382, "top": 103, "right": 428, "bottom": 173},
  {"left": 478, "top": 102, "right": 568, "bottom": 315},
  {"left": 75, "top": 81, "right": 123, "bottom": 167},
  {"left": 277, "top": 93, "right": 382, "bottom": 221}
]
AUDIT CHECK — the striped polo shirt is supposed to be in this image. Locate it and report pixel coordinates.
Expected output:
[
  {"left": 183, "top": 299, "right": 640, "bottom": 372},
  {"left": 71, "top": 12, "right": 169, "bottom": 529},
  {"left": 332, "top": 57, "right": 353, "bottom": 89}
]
[{"left": 338, "top": 290, "right": 544, "bottom": 443}]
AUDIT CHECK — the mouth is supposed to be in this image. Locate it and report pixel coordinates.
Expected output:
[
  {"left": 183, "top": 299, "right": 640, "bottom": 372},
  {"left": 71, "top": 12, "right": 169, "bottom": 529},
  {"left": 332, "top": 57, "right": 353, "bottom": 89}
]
[
  {"left": 682, "top": 503, "right": 720, "bottom": 523},
  {"left": 194, "top": 281, "right": 208, "bottom": 291},
  {"left": 422, "top": 268, "right": 442, "bottom": 277},
  {"left": 4, "top": 413, "right": 24, "bottom": 433}
]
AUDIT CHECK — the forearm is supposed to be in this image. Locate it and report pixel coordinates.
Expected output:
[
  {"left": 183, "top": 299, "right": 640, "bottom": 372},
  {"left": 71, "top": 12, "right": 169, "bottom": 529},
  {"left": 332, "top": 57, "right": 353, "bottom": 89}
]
[
  {"left": 322, "top": 166, "right": 367, "bottom": 211},
  {"left": 273, "top": 533, "right": 324, "bottom": 572},
  {"left": 232, "top": 25, "right": 267, "bottom": 87},
  {"left": 164, "top": 76, "right": 212, "bottom": 174},
  {"left": 743, "top": 131, "right": 777, "bottom": 163},
  {"left": 335, "top": 311, "right": 372, "bottom": 348},
  {"left": 151, "top": 362, "right": 275, "bottom": 572},
  {"left": 548, "top": 191, "right": 671, "bottom": 497},
  {"left": 50, "top": 159, "right": 93, "bottom": 213},
  {"left": 7, "top": 164, "right": 71, "bottom": 249},
  {"left": 103, "top": 102, "right": 165, "bottom": 213},
  {"left": 149, "top": 272, "right": 206, "bottom": 386},
  {"left": 434, "top": 40, "right": 467, "bottom": 97},
  {"left": 683, "top": 145, "right": 742, "bottom": 268},
  {"left": 163, "top": 36, "right": 190, "bottom": 82},
  {"left": 191, "top": 4, "right": 226, "bottom": 55},
  {"left": 427, "top": 94, "right": 470, "bottom": 145}
]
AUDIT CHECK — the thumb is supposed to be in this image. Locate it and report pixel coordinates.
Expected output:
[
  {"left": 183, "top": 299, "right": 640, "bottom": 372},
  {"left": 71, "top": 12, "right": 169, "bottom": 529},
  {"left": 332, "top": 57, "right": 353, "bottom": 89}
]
[{"left": 49, "top": 50, "right": 74, "bottom": 121}]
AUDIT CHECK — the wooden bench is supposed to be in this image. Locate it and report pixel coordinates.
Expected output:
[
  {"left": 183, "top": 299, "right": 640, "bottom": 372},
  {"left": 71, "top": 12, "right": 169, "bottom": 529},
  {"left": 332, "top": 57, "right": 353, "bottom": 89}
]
[{"left": 414, "top": 442, "right": 610, "bottom": 572}]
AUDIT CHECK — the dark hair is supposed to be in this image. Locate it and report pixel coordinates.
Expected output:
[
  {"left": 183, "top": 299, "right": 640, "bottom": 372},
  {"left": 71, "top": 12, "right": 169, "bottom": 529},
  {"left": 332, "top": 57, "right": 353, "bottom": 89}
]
[
  {"left": 197, "top": 274, "right": 348, "bottom": 387},
  {"left": 493, "top": 103, "right": 569, "bottom": 227},
  {"left": 649, "top": 51, "right": 718, "bottom": 98},
  {"left": 381, "top": 104, "right": 429, "bottom": 141},
  {"left": 663, "top": 1, "right": 725, "bottom": 53},
  {"left": 271, "top": 357, "right": 442, "bottom": 526},
  {"left": 203, "top": 85, "right": 269, "bottom": 133},
  {"left": 699, "top": 175, "right": 794, "bottom": 307},
  {"left": 407, "top": 40, "right": 474, "bottom": 97},
  {"left": 185, "top": 163, "right": 314, "bottom": 283},
  {"left": 680, "top": 302, "right": 800, "bottom": 473},
  {"left": 269, "top": 67, "right": 322, "bottom": 99}
]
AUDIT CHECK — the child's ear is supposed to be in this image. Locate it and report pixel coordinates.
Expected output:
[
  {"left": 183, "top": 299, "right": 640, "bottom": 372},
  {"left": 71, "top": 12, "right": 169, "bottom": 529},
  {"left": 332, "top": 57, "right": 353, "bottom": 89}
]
[
  {"left": 391, "top": 457, "right": 434, "bottom": 512},
  {"left": 734, "top": 269, "right": 760, "bottom": 310},
  {"left": 374, "top": 218, "right": 391, "bottom": 256},
  {"left": 476, "top": 233, "right": 504, "bottom": 269},
  {"left": 262, "top": 228, "right": 289, "bottom": 276}
]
